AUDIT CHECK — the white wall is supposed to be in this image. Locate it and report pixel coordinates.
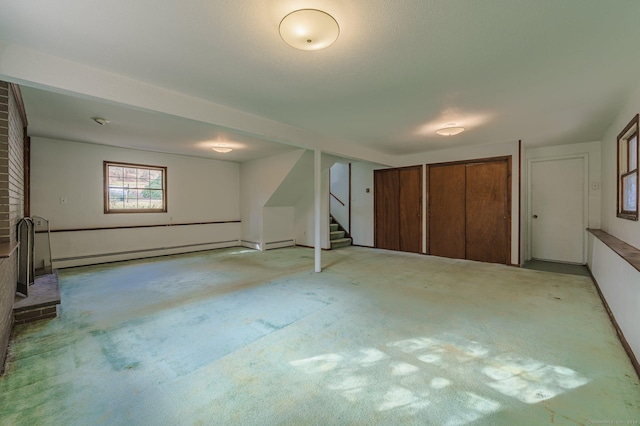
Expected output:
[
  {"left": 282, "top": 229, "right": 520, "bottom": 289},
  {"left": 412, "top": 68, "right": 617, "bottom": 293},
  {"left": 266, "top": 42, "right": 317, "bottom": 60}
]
[
  {"left": 263, "top": 207, "right": 294, "bottom": 249},
  {"left": 239, "top": 149, "right": 304, "bottom": 248},
  {"left": 329, "top": 162, "right": 350, "bottom": 232},
  {"left": 31, "top": 137, "right": 241, "bottom": 268},
  {"left": 588, "top": 81, "right": 640, "bottom": 365},
  {"left": 588, "top": 234, "right": 640, "bottom": 359},
  {"left": 240, "top": 149, "right": 335, "bottom": 250},
  {"left": 602, "top": 84, "right": 640, "bottom": 247},
  {"left": 350, "top": 161, "right": 380, "bottom": 247},
  {"left": 524, "top": 141, "right": 602, "bottom": 261},
  {"left": 294, "top": 170, "right": 330, "bottom": 249}
]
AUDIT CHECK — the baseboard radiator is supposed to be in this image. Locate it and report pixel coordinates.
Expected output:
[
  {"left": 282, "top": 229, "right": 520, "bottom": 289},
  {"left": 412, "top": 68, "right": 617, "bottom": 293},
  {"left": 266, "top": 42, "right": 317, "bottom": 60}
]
[
  {"left": 264, "top": 240, "right": 295, "bottom": 250},
  {"left": 53, "top": 240, "right": 241, "bottom": 267}
]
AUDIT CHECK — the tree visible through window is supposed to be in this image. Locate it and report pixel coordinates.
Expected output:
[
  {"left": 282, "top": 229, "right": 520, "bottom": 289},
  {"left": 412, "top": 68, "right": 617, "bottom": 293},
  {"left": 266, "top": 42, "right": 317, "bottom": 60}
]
[
  {"left": 617, "top": 114, "right": 639, "bottom": 221},
  {"left": 104, "top": 161, "right": 167, "bottom": 213}
]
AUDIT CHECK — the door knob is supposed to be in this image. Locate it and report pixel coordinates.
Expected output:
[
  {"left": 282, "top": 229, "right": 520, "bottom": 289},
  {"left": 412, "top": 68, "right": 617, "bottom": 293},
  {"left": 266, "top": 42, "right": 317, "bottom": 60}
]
[{"left": 532, "top": 214, "right": 538, "bottom": 219}]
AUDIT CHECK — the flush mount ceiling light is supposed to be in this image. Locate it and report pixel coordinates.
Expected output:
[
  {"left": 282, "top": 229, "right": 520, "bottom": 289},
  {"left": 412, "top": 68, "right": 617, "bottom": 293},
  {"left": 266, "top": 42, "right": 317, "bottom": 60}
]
[
  {"left": 212, "top": 144, "right": 232, "bottom": 153},
  {"left": 279, "top": 9, "right": 339, "bottom": 51},
  {"left": 91, "top": 117, "right": 109, "bottom": 125},
  {"left": 436, "top": 125, "right": 465, "bottom": 136}
]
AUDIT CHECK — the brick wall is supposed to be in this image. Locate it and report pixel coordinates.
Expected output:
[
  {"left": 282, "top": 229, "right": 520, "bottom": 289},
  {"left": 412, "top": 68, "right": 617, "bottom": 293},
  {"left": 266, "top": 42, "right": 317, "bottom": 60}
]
[
  {"left": 0, "top": 80, "right": 25, "bottom": 372},
  {"left": 0, "top": 82, "right": 8, "bottom": 241},
  {"left": 8, "top": 86, "right": 24, "bottom": 242},
  {"left": 0, "top": 256, "right": 17, "bottom": 372}
]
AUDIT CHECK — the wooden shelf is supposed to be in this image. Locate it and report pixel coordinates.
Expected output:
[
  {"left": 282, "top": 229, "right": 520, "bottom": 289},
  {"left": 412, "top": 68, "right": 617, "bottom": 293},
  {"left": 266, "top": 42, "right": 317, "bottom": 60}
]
[
  {"left": 588, "top": 228, "right": 640, "bottom": 273},
  {"left": 0, "top": 241, "right": 19, "bottom": 258}
]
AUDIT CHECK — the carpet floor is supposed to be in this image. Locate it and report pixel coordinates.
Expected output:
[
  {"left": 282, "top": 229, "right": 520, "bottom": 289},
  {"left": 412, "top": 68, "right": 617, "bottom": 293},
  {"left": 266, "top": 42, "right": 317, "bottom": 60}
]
[
  {"left": 1, "top": 246, "right": 638, "bottom": 425},
  {"left": 522, "top": 260, "right": 590, "bottom": 277}
]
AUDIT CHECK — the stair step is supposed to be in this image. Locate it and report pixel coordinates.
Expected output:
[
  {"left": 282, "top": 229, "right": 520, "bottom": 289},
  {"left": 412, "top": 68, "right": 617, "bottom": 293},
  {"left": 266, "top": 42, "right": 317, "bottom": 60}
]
[
  {"left": 330, "top": 230, "right": 345, "bottom": 240},
  {"left": 13, "top": 271, "right": 60, "bottom": 325},
  {"left": 330, "top": 223, "right": 339, "bottom": 232},
  {"left": 330, "top": 237, "right": 352, "bottom": 249}
]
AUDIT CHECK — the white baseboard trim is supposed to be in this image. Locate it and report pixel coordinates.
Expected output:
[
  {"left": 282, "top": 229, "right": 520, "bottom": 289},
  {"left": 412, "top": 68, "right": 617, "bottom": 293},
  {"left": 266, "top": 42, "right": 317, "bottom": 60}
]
[{"left": 240, "top": 240, "right": 261, "bottom": 251}]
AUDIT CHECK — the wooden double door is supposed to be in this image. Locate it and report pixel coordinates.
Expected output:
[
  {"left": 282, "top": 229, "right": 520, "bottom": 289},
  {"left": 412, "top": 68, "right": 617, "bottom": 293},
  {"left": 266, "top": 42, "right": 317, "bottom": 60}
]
[
  {"left": 428, "top": 157, "right": 511, "bottom": 264},
  {"left": 374, "top": 166, "right": 422, "bottom": 253}
]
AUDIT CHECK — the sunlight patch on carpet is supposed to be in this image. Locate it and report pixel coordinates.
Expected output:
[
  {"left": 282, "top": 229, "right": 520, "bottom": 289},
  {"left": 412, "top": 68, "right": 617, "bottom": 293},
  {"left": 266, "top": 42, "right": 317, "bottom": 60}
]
[{"left": 290, "top": 333, "right": 590, "bottom": 424}]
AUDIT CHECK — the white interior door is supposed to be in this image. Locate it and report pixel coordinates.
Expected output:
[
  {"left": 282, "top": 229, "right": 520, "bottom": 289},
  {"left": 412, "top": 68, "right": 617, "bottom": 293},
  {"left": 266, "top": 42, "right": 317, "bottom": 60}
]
[{"left": 530, "top": 157, "right": 585, "bottom": 264}]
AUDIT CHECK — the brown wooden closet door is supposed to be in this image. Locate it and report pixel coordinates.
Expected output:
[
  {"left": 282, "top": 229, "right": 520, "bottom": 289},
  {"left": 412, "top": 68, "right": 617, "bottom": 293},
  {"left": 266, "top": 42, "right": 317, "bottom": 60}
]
[
  {"left": 375, "top": 169, "right": 400, "bottom": 250},
  {"left": 398, "top": 166, "right": 422, "bottom": 253},
  {"left": 429, "top": 164, "right": 465, "bottom": 259},
  {"left": 465, "top": 160, "right": 510, "bottom": 264}
]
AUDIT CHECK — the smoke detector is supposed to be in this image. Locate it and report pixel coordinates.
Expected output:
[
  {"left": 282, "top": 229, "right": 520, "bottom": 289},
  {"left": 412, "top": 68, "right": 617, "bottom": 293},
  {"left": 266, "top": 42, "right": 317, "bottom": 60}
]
[{"left": 91, "top": 117, "right": 109, "bottom": 125}]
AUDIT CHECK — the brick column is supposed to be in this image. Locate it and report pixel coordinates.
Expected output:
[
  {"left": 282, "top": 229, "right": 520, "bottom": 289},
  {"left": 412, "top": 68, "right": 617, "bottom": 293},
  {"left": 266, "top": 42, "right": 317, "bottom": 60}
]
[
  {"left": 0, "top": 81, "right": 8, "bottom": 242},
  {"left": 0, "top": 80, "right": 25, "bottom": 373}
]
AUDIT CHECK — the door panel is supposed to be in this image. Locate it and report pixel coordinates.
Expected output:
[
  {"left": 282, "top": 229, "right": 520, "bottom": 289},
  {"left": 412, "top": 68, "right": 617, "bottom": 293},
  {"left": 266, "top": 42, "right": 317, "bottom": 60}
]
[
  {"left": 429, "top": 164, "right": 465, "bottom": 259},
  {"left": 531, "top": 157, "right": 584, "bottom": 263},
  {"left": 374, "top": 169, "right": 399, "bottom": 250},
  {"left": 466, "top": 161, "right": 509, "bottom": 263},
  {"left": 399, "top": 166, "right": 422, "bottom": 253}
]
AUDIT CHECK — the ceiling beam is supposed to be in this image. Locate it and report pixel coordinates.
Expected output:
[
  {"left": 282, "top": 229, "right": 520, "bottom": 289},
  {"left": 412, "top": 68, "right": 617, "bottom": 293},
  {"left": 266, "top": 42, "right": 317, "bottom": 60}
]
[{"left": 0, "top": 41, "right": 397, "bottom": 166}]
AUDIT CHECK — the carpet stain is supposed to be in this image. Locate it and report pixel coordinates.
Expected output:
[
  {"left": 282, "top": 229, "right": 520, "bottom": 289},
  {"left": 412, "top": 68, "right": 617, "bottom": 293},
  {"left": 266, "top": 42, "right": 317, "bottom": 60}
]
[
  {"left": 257, "top": 319, "right": 282, "bottom": 331},
  {"left": 90, "top": 329, "right": 141, "bottom": 371}
]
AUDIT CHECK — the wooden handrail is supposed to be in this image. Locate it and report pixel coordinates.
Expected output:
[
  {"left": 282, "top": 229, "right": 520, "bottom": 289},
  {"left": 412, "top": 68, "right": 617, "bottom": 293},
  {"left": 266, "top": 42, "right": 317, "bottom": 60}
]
[{"left": 330, "top": 192, "right": 345, "bottom": 206}]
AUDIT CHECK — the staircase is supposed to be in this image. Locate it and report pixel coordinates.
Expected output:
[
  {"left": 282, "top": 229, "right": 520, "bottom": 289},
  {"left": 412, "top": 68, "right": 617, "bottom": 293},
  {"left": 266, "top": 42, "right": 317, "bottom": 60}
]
[{"left": 330, "top": 216, "right": 352, "bottom": 249}]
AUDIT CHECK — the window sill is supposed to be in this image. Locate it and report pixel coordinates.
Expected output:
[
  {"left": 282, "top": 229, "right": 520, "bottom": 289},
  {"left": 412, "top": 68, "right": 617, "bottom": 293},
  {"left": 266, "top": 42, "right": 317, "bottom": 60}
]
[{"left": 617, "top": 213, "right": 638, "bottom": 221}]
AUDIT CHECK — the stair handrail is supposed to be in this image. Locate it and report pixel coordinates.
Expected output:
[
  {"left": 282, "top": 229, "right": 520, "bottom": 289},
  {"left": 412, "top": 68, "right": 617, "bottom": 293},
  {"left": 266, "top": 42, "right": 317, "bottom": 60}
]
[{"left": 330, "top": 192, "right": 345, "bottom": 206}]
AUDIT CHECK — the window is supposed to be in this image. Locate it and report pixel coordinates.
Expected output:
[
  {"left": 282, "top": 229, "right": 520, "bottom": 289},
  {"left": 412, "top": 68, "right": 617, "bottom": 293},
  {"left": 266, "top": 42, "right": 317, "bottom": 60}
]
[
  {"left": 104, "top": 161, "right": 167, "bottom": 213},
  {"left": 617, "top": 114, "right": 639, "bottom": 220}
]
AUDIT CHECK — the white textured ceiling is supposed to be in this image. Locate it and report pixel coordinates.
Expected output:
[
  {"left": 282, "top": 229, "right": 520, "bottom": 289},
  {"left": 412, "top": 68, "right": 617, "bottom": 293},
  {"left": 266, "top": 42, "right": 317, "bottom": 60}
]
[
  {"left": 20, "top": 87, "right": 296, "bottom": 162},
  {"left": 1, "top": 0, "right": 639, "bottom": 160}
]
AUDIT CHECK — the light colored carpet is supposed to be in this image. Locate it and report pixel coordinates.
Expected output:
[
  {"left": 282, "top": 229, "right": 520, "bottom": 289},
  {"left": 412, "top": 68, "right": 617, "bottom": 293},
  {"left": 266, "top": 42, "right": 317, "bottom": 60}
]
[{"left": 1, "top": 246, "right": 638, "bottom": 425}]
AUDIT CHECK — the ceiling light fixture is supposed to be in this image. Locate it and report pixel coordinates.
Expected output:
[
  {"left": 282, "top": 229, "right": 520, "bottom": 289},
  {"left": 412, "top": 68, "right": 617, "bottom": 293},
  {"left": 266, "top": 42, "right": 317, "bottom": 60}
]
[
  {"left": 279, "top": 9, "right": 339, "bottom": 51},
  {"left": 436, "top": 125, "right": 465, "bottom": 136},
  {"left": 212, "top": 145, "right": 232, "bottom": 153},
  {"left": 91, "top": 117, "right": 109, "bottom": 126}
]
